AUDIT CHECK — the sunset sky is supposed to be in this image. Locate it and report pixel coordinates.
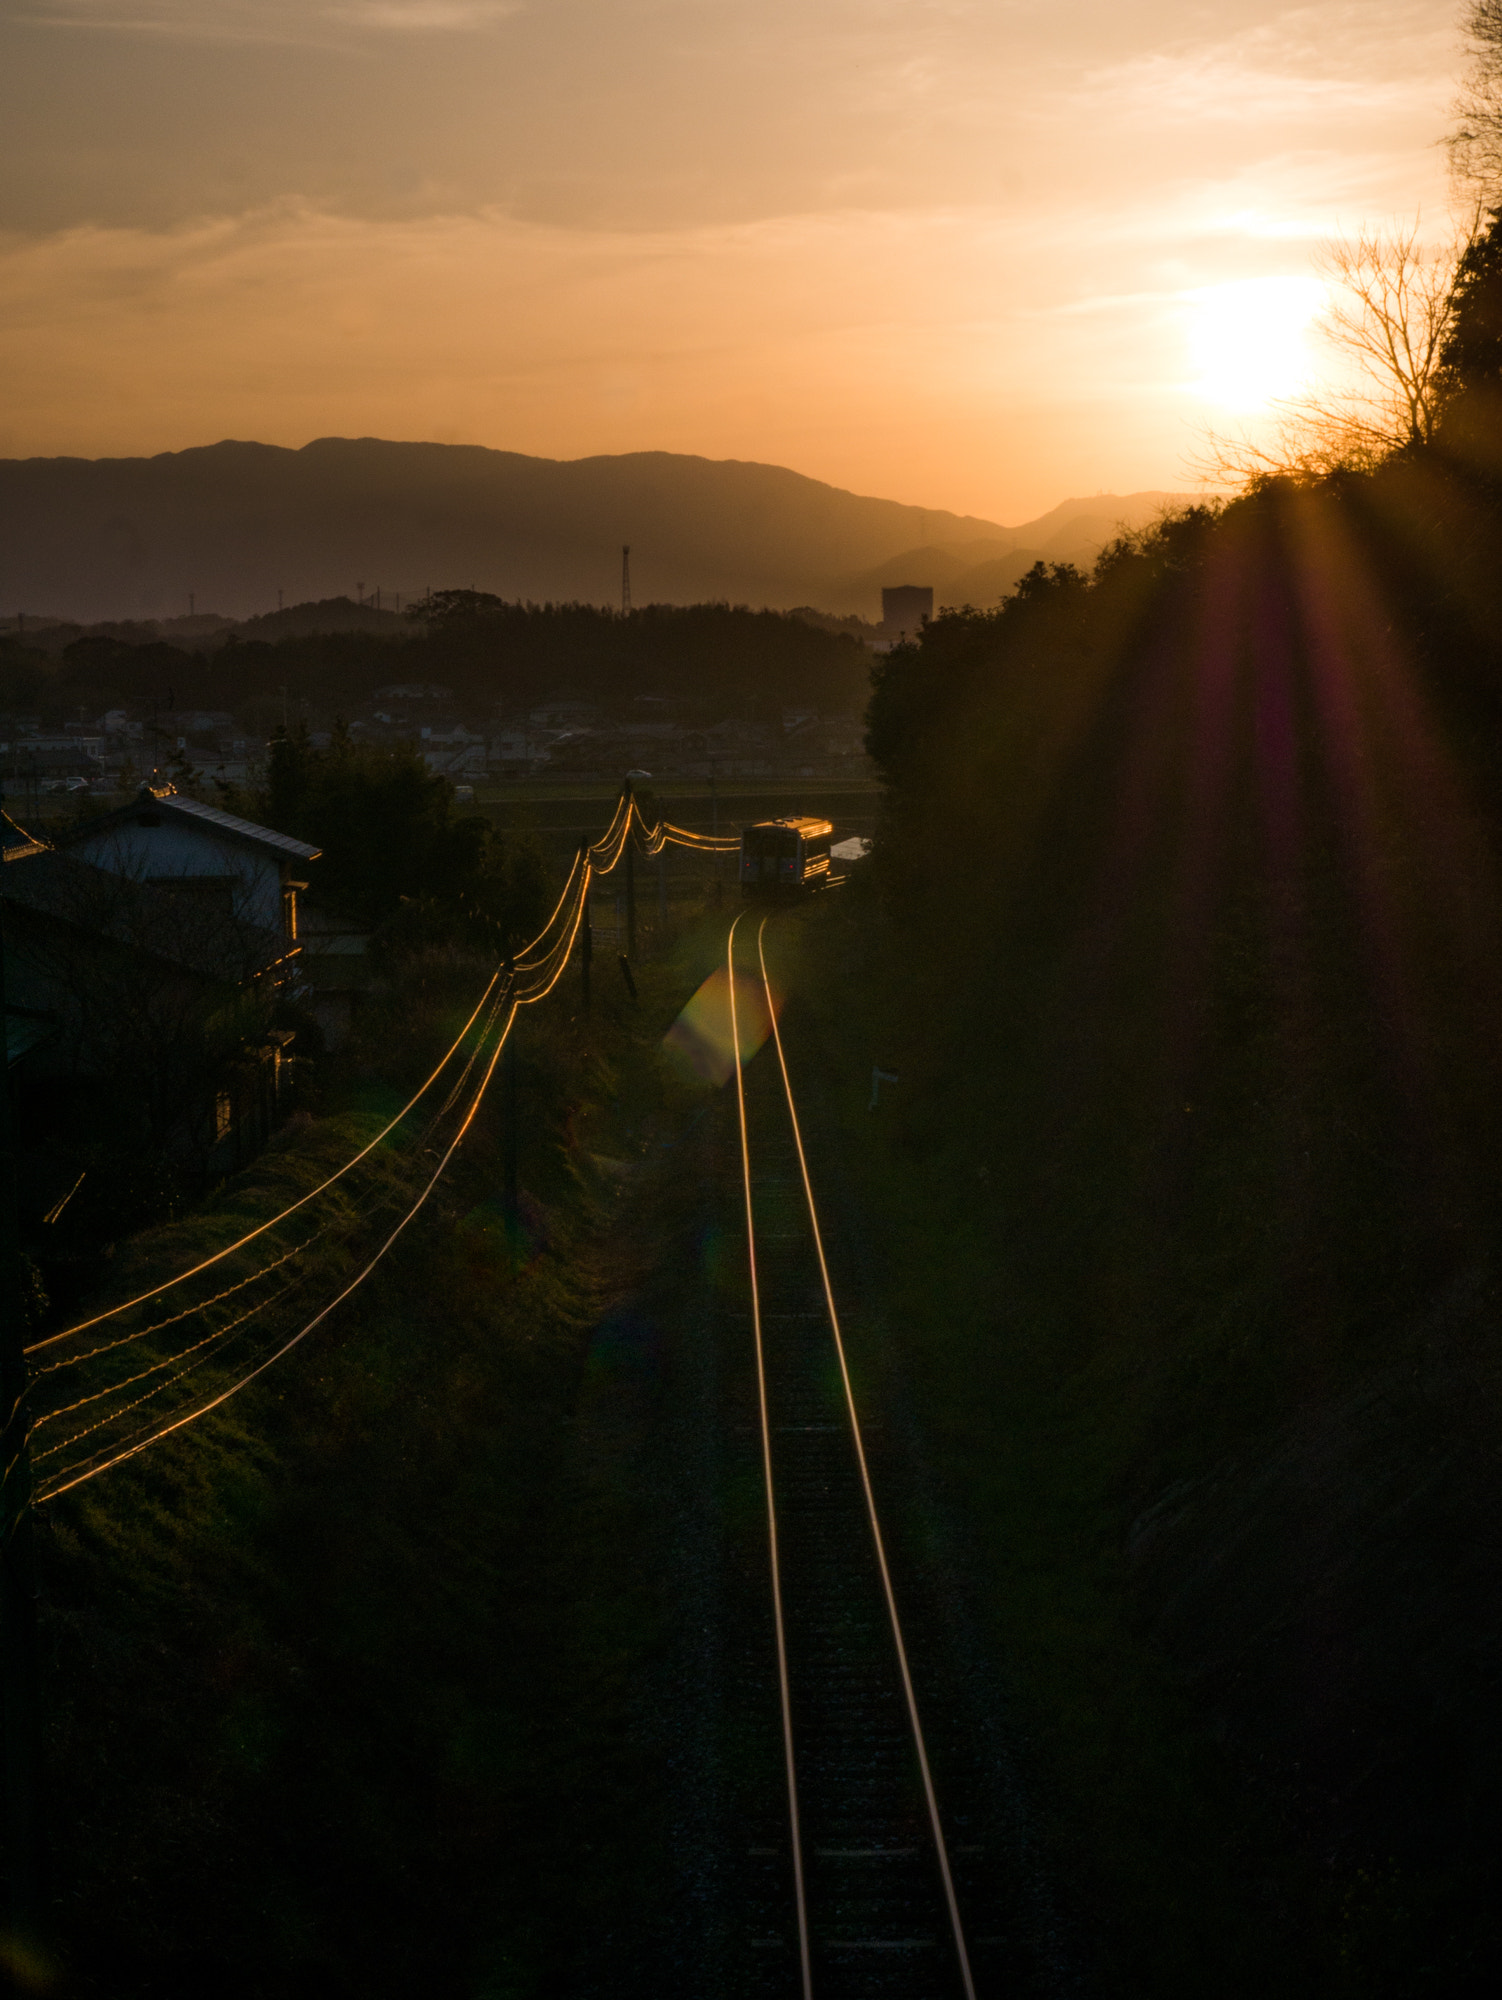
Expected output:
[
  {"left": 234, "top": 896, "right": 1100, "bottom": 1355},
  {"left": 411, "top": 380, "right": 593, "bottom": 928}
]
[{"left": 0, "top": 1, "right": 1463, "bottom": 524}]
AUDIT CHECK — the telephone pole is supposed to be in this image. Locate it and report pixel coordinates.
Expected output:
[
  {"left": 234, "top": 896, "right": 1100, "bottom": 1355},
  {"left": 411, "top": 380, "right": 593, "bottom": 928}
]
[
  {"left": 503, "top": 957, "right": 519, "bottom": 1241},
  {"left": 621, "top": 546, "right": 631, "bottom": 616},
  {"left": 579, "top": 845, "right": 592, "bottom": 1012},
  {"left": 624, "top": 782, "right": 637, "bottom": 961}
]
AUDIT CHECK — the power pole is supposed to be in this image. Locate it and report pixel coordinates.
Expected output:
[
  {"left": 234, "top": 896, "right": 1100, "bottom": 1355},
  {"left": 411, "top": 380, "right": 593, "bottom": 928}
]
[
  {"left": 621, "top": 546, "right": 631, "bottom": 616},
  {"left": 503, "top": 957, "right": 519, "bottom": 1240},
  {"left": 579, "top": 845, "right": 592, "bottom": 1012},
  {"left": 624, "top": 785, "right": 637, "bottom": 962},
  {"left": 0, "top": 902, "right": 41, "bottom": 1939}
]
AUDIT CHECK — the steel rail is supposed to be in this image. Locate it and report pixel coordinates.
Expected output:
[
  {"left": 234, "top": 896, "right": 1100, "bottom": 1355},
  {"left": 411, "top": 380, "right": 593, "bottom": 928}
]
[
  {"left": 754, "top": 913, "right": 978, "bottom": 2000},
  {"left": 727, "top": 911, "right": 814, "bottom": 2000}
]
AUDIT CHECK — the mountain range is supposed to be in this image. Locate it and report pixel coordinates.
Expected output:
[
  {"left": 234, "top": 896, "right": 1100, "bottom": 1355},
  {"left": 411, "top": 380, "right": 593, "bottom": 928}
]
[{"left": 0, "top": 437, "right": 1185, "bottom": 626}]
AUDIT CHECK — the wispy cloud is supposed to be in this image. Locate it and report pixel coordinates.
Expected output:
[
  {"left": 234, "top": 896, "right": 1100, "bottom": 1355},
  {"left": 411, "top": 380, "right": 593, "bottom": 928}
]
[
  {"left": 27, "top": 0, "right": 522, "bottom": 40},
  {"left": 1065, "top": 3, "right": 1452, "bottom": 129},
  {"left": 0, "top": 185, "right": 1426, "bottom": 516}
]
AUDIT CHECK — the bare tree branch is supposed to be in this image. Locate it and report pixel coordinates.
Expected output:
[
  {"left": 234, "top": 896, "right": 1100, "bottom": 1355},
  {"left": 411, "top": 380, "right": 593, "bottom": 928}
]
[
  {"left": 1190, "top": 213, "right": 1482, "bottom": 488},
  {"left": 1452, "top": 1, "right": 1502, "bottom": 198}
]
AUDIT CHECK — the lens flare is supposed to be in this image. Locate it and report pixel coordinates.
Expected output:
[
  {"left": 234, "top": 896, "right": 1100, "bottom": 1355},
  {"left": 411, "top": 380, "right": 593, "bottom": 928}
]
[{"left": 663, "top": 965, "right": 776, "bottom": 1086}]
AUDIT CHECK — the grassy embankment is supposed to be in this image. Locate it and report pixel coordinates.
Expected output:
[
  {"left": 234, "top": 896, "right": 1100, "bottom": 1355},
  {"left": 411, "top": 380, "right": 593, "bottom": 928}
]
[
  {"left": 24, "top": 926, "right": 717, "bottom": 1998},
  {"left": 778, "top": 843, "right": 1502, "bottom": 2000}
]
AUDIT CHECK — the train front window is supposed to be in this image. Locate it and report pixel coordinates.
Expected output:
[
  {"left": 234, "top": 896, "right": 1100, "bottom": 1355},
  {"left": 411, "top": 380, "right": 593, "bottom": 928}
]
[{"left": 744, "top": 828, "right": 796, "bottom": 859}]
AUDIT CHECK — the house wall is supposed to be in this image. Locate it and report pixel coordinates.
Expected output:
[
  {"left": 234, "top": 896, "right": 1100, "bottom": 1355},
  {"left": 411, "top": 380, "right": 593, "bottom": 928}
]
[{"left": 68, "top": 820, "right": 284, "bottom": 931}]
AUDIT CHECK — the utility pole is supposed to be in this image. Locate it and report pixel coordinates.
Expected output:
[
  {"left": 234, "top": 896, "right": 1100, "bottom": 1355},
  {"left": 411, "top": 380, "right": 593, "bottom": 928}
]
[
  {"left": 0, "top": 899, "right": 41, "bottom": 1940},
  {"left": 621, "top": 546, "right": 631, "bottom": 616},
  {"left": 579, "top": 845, "right": 592, "bottom": 1012},
  {"left": 624, "top": 780, "right": 637, "bottom": 961},
  {"left": 503, "top": 957, "right": 519, "bottom": 1241},
  {"left": 657, "top": 844, "right": 667, "bottom": 936}
]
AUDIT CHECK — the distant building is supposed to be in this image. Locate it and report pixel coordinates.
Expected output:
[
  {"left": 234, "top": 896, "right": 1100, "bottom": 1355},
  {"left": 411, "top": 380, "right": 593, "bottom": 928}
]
[{"left": 880, "top": 585, "right": 933, "bottom": 642}]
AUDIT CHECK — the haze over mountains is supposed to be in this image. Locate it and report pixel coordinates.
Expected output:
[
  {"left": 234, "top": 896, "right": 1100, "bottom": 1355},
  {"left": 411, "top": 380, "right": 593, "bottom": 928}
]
[{"left": 0, "top": 437, "right": 1184, "bottom": 627}]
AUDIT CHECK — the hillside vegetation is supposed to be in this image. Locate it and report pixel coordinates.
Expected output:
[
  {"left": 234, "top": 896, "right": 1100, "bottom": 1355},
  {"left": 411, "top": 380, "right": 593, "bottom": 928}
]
[
  {"left": 806, "top": 236, "right": 1502, "bottom": 1992},
  {"left": 31, "top": 923, "right": 709, "bottom": 1995}
]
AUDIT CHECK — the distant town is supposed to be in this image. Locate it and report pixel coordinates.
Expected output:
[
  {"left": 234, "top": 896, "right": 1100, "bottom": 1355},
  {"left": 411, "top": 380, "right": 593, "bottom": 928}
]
[{"left": 0, "top": 585, "right": 938, "bottom": 808}]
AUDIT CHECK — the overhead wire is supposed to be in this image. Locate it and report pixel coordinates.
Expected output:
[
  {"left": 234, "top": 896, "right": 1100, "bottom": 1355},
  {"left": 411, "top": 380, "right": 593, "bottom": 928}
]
[
  {"left": 36, "top": 995, "right": 519, "bottom": 1504},
  {"left": 29, "top": 801, "right": 639, "bottom": 1359},
  {"left": 28, "top": 962, "right": 510, "bottom": 1352},
  {"left": 26, "top": 784, "right": 740, "bottom": 1500}
]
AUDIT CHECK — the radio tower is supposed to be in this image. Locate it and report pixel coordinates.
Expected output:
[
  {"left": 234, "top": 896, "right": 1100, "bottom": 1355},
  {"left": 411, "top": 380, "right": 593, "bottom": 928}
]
[{"left": 621, "top": 544, "right": 632, "bottom": 615}]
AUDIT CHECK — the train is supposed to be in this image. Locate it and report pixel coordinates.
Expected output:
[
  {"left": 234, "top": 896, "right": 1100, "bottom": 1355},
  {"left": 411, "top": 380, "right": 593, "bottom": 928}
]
[{"left": 739, "top": 816, "right": 834, "bottom": 897}]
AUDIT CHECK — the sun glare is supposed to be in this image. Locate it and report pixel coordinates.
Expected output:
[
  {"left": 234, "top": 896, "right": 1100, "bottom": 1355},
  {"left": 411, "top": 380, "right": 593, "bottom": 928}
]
[{"left": 1186, "top": 275, "right": 1325, "bottom": 411}]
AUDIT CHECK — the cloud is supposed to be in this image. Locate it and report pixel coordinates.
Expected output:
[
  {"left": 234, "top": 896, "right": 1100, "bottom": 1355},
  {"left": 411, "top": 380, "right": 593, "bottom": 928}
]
[
  {"left": 0, "top": 171, "right": 1447, "bottom": 519},
  {"left": 1063, "top": 3, "right": 1452, "bottom": 129},
  {"left": 26, "top": 0, "right": 521, "bottom": 39}
]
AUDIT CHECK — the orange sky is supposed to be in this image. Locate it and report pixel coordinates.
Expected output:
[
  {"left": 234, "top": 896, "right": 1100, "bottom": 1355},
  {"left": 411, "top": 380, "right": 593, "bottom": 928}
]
[{"left": 0, "top": 2, "right": 1462, "bottom": 524}]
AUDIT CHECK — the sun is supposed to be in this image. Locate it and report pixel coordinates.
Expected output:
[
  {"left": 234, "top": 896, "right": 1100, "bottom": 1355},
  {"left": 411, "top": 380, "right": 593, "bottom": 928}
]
[{"left": 1185, "top": 275, "right": 1325, "bottom": 411}]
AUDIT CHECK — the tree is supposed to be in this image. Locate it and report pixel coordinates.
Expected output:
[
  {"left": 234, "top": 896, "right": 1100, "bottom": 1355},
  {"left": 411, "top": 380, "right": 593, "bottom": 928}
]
[
  {"left": 256, "top": 726, "right": 547, "bottom": 949},
  {"left": 1197, "top": 215, "right": 1481, "bottom": 485},
  {"left": 1452, "top": 2, "right": 1502, "bottom": 198},
  {"left": 1440, "top": 205, "right": 1502, "bottom": 392}
]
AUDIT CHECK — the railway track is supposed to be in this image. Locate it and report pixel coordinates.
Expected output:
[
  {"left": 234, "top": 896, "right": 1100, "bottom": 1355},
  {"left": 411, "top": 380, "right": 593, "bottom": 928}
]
[{"left": 722, "top": 910, "right": 986, "bottom": 1999}]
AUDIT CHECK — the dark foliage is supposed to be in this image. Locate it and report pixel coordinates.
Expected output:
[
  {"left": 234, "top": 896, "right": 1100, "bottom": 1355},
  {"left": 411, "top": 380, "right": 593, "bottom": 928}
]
[
  {"left": 1, "top": 598, "right": 869, "bottom": 733},
  {"left": 856, "top": 454, "right": 1502, "bottom": 1990},
  {"left": 253, "top": 725, "right": 549, "bottom": 945},
  {"left": 1438, "top": 206, "right": 1502, "bottom": 458}
]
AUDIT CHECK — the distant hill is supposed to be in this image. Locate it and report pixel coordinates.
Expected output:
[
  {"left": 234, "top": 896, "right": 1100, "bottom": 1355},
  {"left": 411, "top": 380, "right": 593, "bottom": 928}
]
[
  {"left": 842, "top": 491, "right": 1190, "bottom": 613},
  {"left": 0, "top": 437, "right": 1186, "bottom": 624}
]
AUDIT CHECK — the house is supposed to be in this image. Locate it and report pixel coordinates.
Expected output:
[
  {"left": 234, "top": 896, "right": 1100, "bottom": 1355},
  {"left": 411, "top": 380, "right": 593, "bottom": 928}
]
[
  {"left": 1, "top": 733, "right": 107, "bottom": 782},
  {"left": 57, "top": 784, "right": 320, "bottom": 941},
  {"left": 2, "top": 810, "right": 301, "bottom": 1173}
]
